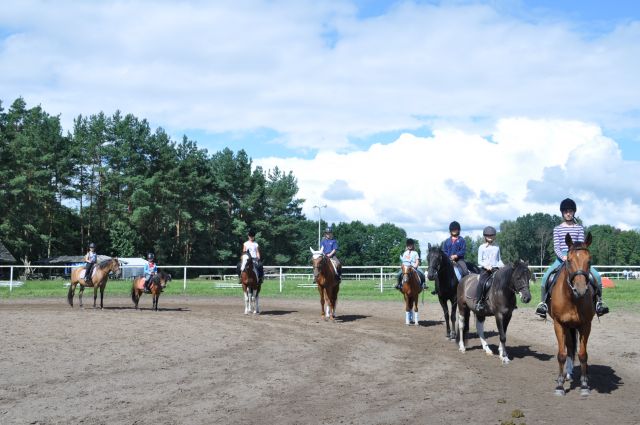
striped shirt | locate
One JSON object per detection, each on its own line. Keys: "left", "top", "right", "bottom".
{"left": 553, "top": 223, "right": 585, "bottom": 259}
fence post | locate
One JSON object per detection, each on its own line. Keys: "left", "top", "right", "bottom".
{"left": 9, "top": 266, "right": 13, "bottom": 292}
{"left": 380, "top": 266, "right": 383, "bottom": 293}
{"left": 279, "top": 267, "right": 283, "bottom": 293}
{"left": 183, "top": 266, "right": 187, "bottom": 292}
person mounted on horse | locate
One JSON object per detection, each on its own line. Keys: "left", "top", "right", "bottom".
{"left": 241, "top": 229, "right": 264, "bottom": 284}
{"left": 320, "top": 227, "right": 341, "bottom": 283}
{"left": 395, "top": 238, "right": 426, "bottom": 290}
{"left": 535, "top": 198, "right": 609, "bottom": 319}
{"left": 83, "top": 242, "right": 98, "bottom": 284}
{"left": 475, "top": 226, "right": 504, "bottom": 311}
{"left": 143, "top": 252, "right": 158, "bottom": 293}
{"left": 432, "top": 221, "right": 470, "bottom": 295}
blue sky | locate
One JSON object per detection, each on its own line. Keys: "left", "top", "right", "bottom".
{"left": 2, "top": 0, "right": 640, "bottom": 243}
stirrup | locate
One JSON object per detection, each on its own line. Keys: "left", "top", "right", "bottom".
{"left": 595, "top": 301, "right": 609, "bottom": 317}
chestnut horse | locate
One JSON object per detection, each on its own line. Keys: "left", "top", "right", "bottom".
{"left": 68, "top": 257, "right": 120, "bottom": 309}
{"left": 400, "top": 265, "right": 422, "bottom": 326}
{"left": 310, "top": 248, "right": 340, "bottom": 320}
{"left": 549, "top": 232, "right": 596, "bottom": 396}
{"left": 240, "top": 252, "right": 261, "bottom": 314}
{"left": 456, "top": 260, "right": 532, "bottom": 364}
{"left": 131, "top": 271, "right": 171, "bottom": 311}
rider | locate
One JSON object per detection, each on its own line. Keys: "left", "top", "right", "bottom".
{"left": 83, "top": 242, "right": 98, "bottom": 284}
{"left": 434, "top": 221, "right": 469, "bottom": 294}
{"left": 475, "top": 226, "right": 504, "bottom": 311}
{"left": 535, "top": 198, "right": 609, "bottom": 318}
{"left": 395, "top": 238, "right": 426, "bottom": 291}
{"left": 320, "top": 227, "right": 342, "bottom": 283}
{"left": 143, "top": 252, "right": 157, "bottom": 293}
{"left": 242, "top": 229, "right": 264, "bottom": 284}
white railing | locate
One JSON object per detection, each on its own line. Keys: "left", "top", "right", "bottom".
{"left": 1, "top": 263, "right": 639, "bottom": 292}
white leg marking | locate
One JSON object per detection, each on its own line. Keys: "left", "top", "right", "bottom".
{"left": 477, "top": 319, "right": 493, "bottom": 355}
{"left": 255, "top": 295, "right": 260, "bottom": 314}
{"left": 244, "top": 292, "right": 249, "bottom": 314}
{"left": 457, "top": 312, "right": 466, "bottom": 352}
{"left": 405, "top": 311, "right": 411, "bottom": 325}
{"left": 414, "top": 311, "right": 420, "bottom": 326}
{"left": 499, "top": 341, "right": 510, "bottom": 364}
{"left": 565, "top": 357, "right": 574, "bottom": 380}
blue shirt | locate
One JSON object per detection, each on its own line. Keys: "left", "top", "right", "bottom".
{"left": 144, "top": 261, "right": 157, "bottom": 278}
{"left": 400, "top": 249, "right": 421, "bottom": 270}
{"left": 443, "top": 237, "right": 466, "bottom": 259}
{"left": 320, "top": 238, "right": 338, "bottom": 257}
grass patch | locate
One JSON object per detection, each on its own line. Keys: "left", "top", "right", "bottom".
{"left": 1, "top": 278, "right": 638, "bottom": 311}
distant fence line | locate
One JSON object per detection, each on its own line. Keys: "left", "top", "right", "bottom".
{"left": 1, "top": 264, "right": 640, "bottom": 292}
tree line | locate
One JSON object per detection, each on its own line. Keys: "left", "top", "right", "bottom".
{"left": 2, "top": 98, "right": 638, "bottom": 268}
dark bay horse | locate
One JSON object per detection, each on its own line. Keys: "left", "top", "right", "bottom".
{"left": 68, "top": 257, "right": 120, "bottom": 309}
{"left": 131, "top": 271, "right": 171, "bottom": 311}
{"left": 310, "top": 248, "right": 340, "bottom": 320}
{"left": 549, "top": 233, "right": 595, "bottom": 396}
{"left": 400, "top": 265, "right": 422, "bottom": 326}
{"left": 456, "top": 260, "right": 532, "bottom": 364}
{"left": 240, "top": 252, "right": 261, "bottom": 314}
{"left": 426, "top": 245, "right": 480, "bottom": 340}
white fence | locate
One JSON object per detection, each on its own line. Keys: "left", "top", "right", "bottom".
{"left": 1, "top": 263, "right": 640, "bottom": 293}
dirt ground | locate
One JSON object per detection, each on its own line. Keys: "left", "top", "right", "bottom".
{"left": 0, "top": 295, "right": 638, "bottom": 425}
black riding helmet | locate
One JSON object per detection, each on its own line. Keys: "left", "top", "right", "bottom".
{"left": 560, "top": 198, "right": 577, "bottom": 212}
{"left": 325, "top": 227, "right": 333, "bottom": 234}
{"left": 147, "top": 252, "right": 154, "bottom": 260}
{"left": 248, "top": 229, "right": 256, "bottom": 237}
{"left": 483, "top": 226, "right": 497, "bottom": 237}
{"left": 406, "top": 238, "right": 415, "bottom": 247}
{"left": 89, "top": 242, "right": 96, "bottom": 249}
{"left": 449, "top": 221, "right": 461, "bottom": 233}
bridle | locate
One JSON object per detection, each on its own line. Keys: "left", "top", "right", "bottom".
{"left": 564, "top": 246, "right": 591, "bottom": 297}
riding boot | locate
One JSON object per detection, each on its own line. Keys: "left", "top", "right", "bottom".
{"left": 395, "top": 276, "right": 403, "bottom": 291}
{"left": 431, "top": 279, "right": 439, "bottom": 295}
{"left": 595, "top": 287, "right": 609, "bottom": 316}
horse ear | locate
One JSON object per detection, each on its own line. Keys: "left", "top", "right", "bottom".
{"left": 428, "top": 243, "right": 432, "bottom": 250}
{"left": 565, "top": 233, "right": 573, "bottom": 248}
{"left": 585, "top": 232, "right": 592, "bottom": 247}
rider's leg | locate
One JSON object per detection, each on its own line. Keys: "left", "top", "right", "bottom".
{"left": 458, "top": 260, "right": 469, "bottom": 276}
{"left": 417, "top": 269, "right": 426, "bottom": 290}
{"left": 395, "top": 271, "right": 403, "bottom": 290}
{"left": 590, "top": 266, "right": 609, "bottom": 316}
{"left": 536, "top": 259, "right": 560, "bottom": 317}
{"left": 335, "top": 258, "right": 342, "bottom": 282}
{"left": 475, "top": 271, "right": 488, "bottom": 310}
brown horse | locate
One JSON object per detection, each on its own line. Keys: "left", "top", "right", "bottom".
{"left": 549, "top": 232, "right": 596, "bottom": 396}
{"left": 131, "top": 271, "right": 171, "bottom": 311}
{"left": 68, "top": 257, "right": 120, "bottom": 309}
{"left": 240, "top": 252, "right": 261, "bottom": 314}
{"left": 400, "top": 265, "right": 422, "bottom": 326}
{"left": 310, "top": 248, "right": 340, "bottom": 320}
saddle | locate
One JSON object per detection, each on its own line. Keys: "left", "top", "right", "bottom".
{"left": 81, "top": 266, "right": 96, "bottom": 283}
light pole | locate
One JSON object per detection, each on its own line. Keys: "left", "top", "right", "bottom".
{"left": 312, "top": 204, "right": 327, "bottom": 249}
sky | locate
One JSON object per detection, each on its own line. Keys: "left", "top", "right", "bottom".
{"left": 1, "top": 0, "right": 640, "bottom": 245}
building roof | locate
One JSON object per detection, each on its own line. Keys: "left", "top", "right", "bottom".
{"left": 37, "top": 255, "right": 113, "bottom": 265}
{"left": 0, "top": 241, "right": 17, "bottom": 264}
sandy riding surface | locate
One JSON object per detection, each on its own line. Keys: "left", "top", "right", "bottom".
{"left": 1, "top": 297, "right": 638, "bottom": 424}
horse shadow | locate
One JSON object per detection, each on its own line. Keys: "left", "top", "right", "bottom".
{"left": 102, "top": 306, "right": 191, "bottom": 312}
{"left": 259, "top": 310, "right": 297, "bottom": 316}
{"left": 506, "top": 345, "right": 555, "bottom": 361}
{"left": 568, "top": 364, "right": 623, "bottom": 394}
{"left": 337, "top": 314, "right": 369, "bottom": 322}
{"left": 417, "top": 319, "right": 443, "bottom": 327}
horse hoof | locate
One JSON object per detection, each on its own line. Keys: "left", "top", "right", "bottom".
{"left": 580, "top": 388, "right": 590, "bottom": 396}
{"left": 554, "top": 388, "right": 565, "bottom": 396}
{"left": 459, "top": 347, "right": 466, "bottom": 353}
{"left": 501, "top": 357, "right": 510, "bottom": 365}
{"left": 485, "top": 350, "right": 494, "bottom": 356}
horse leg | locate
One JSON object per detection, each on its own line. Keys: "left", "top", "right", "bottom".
{"left": 578, "top": 323, "right": 592, "bottom": 396}
{"left": 553, "top": 321, "right": 569, "bottom": 396}
{"left": 93, "top": 286, "right": 98, "bottom": 308}
{"left": 243, "top": 288, "right": 250, "bottom": 315}
{"left": 318, "top": 286, "right": 325, "bottom": 318}
{"left": 456, "top": 306, "right": 466, "bottom": 352}
{"left": 450, "top": 298, "right": 458, "bottom": 341}
{"left": 79, "top": 285, "right": 85, "bottom": 308}
{"left": 331, "top": 284, "right": 339, "bottom": 319}
{"left": 67, "top": 282, "right": 77, "bottom": 307}
{"left": 99, "top": 285, "right": 105, "bottom": 309}
{"left": 476, "top": 315, "right": 493, "bottom": 355}
{"left": 439, "top": 297, "right": 450, "bottom": 338}
{"left": 254, "top": 289, "right": 260, "bottom": 314}
{"left": 496, "top": 313, "right": 510, "bottom": 364}
{"left": 413, "top": 297, "right": 419, "bottom": 326}
{"left": 404, "top": 294, "right": 411, "bottom": 325}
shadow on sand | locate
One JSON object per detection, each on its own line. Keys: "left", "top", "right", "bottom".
{"left": 259, "top": 310, "right": 297, "bottom": 316}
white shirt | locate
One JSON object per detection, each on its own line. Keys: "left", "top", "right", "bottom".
{"left": 243, "top": 240, "right": 260, "bottom": 259}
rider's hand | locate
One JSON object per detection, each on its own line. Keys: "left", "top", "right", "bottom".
{"left": 561, "top": 256, "right": 567, "bottom": 261}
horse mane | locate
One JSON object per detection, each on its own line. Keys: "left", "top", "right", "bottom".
{"left": 96, "top": 258, "right": 114, "bottom": 269}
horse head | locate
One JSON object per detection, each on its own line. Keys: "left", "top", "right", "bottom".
{"left": 157, "top": 271, "right": 171, "bottom": 289}
{"left": 426, "top": 245, "right": 443, "bottom": 281}
{"left": 511, "top": 259, "right": 532, "bottom": 303}
{"left": 564, "top": 232, "right": 593, "bottom": 298}
{"left": 401, "top": 264, "right": 417, "bottom": 285}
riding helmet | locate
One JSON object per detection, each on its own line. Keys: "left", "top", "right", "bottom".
{"left": 89, "top": 242, "right": 96, "bottom": 249}
{"left": 560, "top": 198, "right": 577, "bottom": 212}
{"left": 147, "top": 252, "right": 155, "bottom": 260}
{"left": 483, "top": 226, "right": 497, "bottom": 237}
{"left": 449, "top": 221, "right": 461, "bottom": 232}
{"left": 248, "top": 229, "right": 256, "bottom": 237}
{"left": 406, "top": 238, "right": 415, "bottom": 246}
{"left": 325, "top": 227, "right": 333, "bottom": 234}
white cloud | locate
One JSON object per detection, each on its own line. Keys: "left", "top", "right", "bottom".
{"left": 1, "top": 1, "right": 640, "bottom": 151}
{"left": 256, "top": 118, "right": 640, "bottom": 246}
